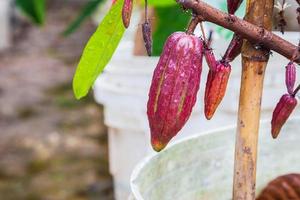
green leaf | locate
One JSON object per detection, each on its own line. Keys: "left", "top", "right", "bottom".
{"left": 15, "top": 0, "right": 45, "bottom": 25}
{"left": 63, "top": 0, "right": 104, "bottom": 36}
{"left": 148, "top": 0, "right": 176, "bottom": 7}
{"left": 73, "top": 0, "right": 125, "bottom": 99}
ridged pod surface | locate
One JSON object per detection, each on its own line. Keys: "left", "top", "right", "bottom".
{"left": 204, "top": 61, "right": 231, "bottom": 120}
{"left": 227, "top": 0, "right": 243, "bottom": 14}
{"left": 271, "top": 94, "right": 297, "bottom": 139}
{"left": 285, "top": 62, "right": 296, "bottom": 95}
{"left": 122, "top": 0, "right": 133, "bottom": 28}
{"left": 147, "top": 32, "right": 203, "bottom": 152}
{"left": 256, "top": 174, "right": 300, "bottom": 200}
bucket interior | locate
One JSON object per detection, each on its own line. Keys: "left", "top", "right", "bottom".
{"left": 131, "top": 118, "right": 300, "bottom": 200}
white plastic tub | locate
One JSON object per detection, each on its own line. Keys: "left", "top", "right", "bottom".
{"left": 0, "top": 0, "right": 11, "bottom": 50}
{"left": 130, "top": 118, "right": 300, "bottom": 200}
{"left": 93, "top": 3, "right": 300, "bottom": 197}
{"left": 94, "top": 31, "right": 300, "bottom": 200}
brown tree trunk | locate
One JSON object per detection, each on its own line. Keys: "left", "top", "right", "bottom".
{"left": 233, "top": 1, "right": 274, "bottom": 200}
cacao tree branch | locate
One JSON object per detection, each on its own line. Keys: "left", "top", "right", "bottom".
{"left": 176, "top": 0, "right": 300, "bottom": 64}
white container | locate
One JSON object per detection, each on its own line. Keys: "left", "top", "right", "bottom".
{"left": 0, "top": 0, "right": 11, "bottom": 50}
{"left": 130, "top": 117, "right": 300, "bottom": 200}
{"left": 94, "top": 46, "right": 206, "bottom": 200}
{"left": 94, "top": 30, "right": 300, "bottom": 199}
{"left": 93, "top": 28, "right": 232, "bottom": 200}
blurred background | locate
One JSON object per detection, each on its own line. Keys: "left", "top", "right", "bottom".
{"left": 0, "top": 0, "right": 299, "bottom": 200}
{"left": 0, "top": 0, "right": 114, "bottom": 199}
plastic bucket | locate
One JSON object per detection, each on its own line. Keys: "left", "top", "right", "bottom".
{"left": 130, "top": 118, "right": 300, "bottom": 200}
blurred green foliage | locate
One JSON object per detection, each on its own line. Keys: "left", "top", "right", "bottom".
{"left": 148, "top": 0, "right": 176, "bottom": 7}
{"left": 63, "top": 0, "right": 105, "bottom": 36}
{"left": 15, "top": 0, "right": 45, "bottom": 25}
{"left": 64, "top": 0, "right": 179, "bottom": 36}
{"left": 153, "top": 5, "right": 191, "bottom": 55}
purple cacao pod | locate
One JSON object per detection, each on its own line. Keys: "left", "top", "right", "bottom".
{"left": 227, "top": 0, "right": 243, "bottom": 15}
{"left": 223, "top": 33, "right": 243, "bottom": 63}
{"left": 204, "top": 61, "right": 231, "bottom": 120}
{"left": 285, "top": 62, "right": 296, "bottom": 95}
{"left": 142, "top": 21, "right": 153, "bottom": 56}
{"left": 122, "top": 0, "right": 133, "bottom": 28}
{"left": 147, "top": 32, "right": 204, "bottom": 152}
{"left": 271, "top": 94, "right": 297, "bottom": 139}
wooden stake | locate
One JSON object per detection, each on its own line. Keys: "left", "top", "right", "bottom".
{"left": 233, "top": 0, "right": 274, "bottom": 200}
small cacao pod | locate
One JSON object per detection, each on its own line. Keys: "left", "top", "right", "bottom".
{"left": 204, "top": 61, "right": 231, "bottom": 120}
{"left": 271, "top": 94, "right": 297, "bottom": 139}
{"left": 256, "top": 174, "right": 300, "bottom": 200}
{"left": 285, "top": 62, "right": 296, "bottom": 95}
{"left": 227, "top": 0, "right": 243, "bottom": 15}
{"left": 122, "top": 0, "right": 133, "bottom": 28}
{"left": 142, "top": 21, "right": 153, "bottom": 56}
{"left": 223, "top": 33, "right": 243, "bottom": 63}
{"left": 147, "top": 32, "right": 204, "bottom": 152}
{"left": 204, "top": 47, "right": 218, "bottom": 70}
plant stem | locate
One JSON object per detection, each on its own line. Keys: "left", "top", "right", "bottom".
{"left": 199, "top": 22, "right": 207, "bottom": 42}
{"left": 144, "top": 0, "right": 148, "bottom": 23}
{"left": 293, "top": 84, "right": 300, "bottom": 96}
{"left": 176, "top": 0, "right": 300, "bottom": 64}
{"left": 186, "top": 16, "right": 200, "bottom": 35}
{"left": 233, "top": 0, "right": 274, "bottom": 200}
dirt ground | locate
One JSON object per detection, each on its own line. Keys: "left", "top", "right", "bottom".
{"left": 0, "top": 1, "right": 113, "bottom": 200}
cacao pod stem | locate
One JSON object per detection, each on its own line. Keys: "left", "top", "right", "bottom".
{"left": 204, "top": 46, "right": 217, "bottom": 70}
{"left": 223, "top": 33, "right": 243, "bottom": 63}
{"left": 141, "top": 0, "right": 152, "bottom": 56}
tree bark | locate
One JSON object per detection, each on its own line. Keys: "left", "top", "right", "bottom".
{"left": 233, "top": 0, "right": 274, "bottom": 200}
{"left": 176, "top": 0, "right": 300, "bottom": 64}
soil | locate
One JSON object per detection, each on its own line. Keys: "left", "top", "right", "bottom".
{"left": 0, "top": 1, "right": 114, "bottom": 200}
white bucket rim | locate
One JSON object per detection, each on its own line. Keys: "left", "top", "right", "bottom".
{"left": 130, "top": 116, "right": 300, "bottom": 199}
{"left": 130, "top": 124, "right": 237, "bottom": 200}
